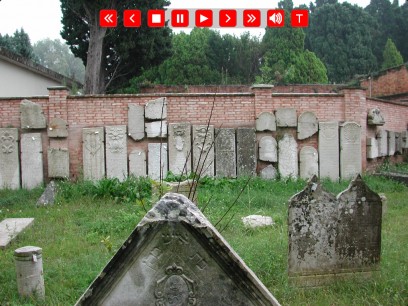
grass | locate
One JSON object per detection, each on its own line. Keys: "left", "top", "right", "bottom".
{"left": 0, "top": 173, "right": 407, "bottom": 305}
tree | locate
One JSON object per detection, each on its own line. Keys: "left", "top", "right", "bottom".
{"left": 0, "top": 29, "right": 35, "bottom": 59}
{"left": 60, "top": 0, "right": 172, "bottom": 94}
{"left": 381, "top": 38, "right": 404, "bottom": 69}
{"left": 33, "top": 39, "right": 85, "bottom": 82}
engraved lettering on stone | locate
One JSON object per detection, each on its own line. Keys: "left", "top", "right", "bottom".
{"left": 340, "top": 122, "right": 361, "bottom": 180}
{"left": 215, "top": 128, "right": 236, "bottom": 178}
{"left": 278, "top": 134, "right": 298, "bottom": 178}
{"left": 318, "top": 122, "right": 339, "bottom": 181}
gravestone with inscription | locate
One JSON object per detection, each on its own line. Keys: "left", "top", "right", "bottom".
{"left": 299, "top": 146, "right": 318, "bottom": 180}
{"left": 340, "top": 122, "right": 361, "bottom": 180}
{"left": 278, "top": 134, "right": 298, "bottom": 179}
{"left": 75, "top": 193, "right": 280, "bottom": 306}
{"left": 193, "top": 125, "right": 214, "bottom": 177}
{"left": 259, "top": 136, "right": 277, "bottom": 162}
{"left": 367, "top": 137, "right": 379, "bottom": 159}
{"left": 21, "top": 133, "right": 43, "bottom": 189}
{"left": 128, "top": 104, "right": 145, "bottom": 141}
{"left": 129, "top": 150, "right": 147, "bottom": 177}
{"left": 256, "top": 112, "right": 276, "bottom": 132}
{"left": 146, "top": 121, "right": 167, "bottom": 138}
{"left": 387, "top": 131, "right": 395, "bottom": 156}
{"left": 47, "top": 118, "right": 68, "bottom": 138}
{"left": 106, "top": 126, "right": 128, "bottom": 181}
{"left": 237, "top": 128, "right": 257, "bottom": 176}
{"left": 377, "top": 129, "right": 388, "bottom": 157}
{"left": 0, "top": 128, "right": 20, "bottom": 189}
{"left": 297, "top": 111, "right": 318, "bottom": 140}
{"left": 148, "top": 143, "right": 168, "bottom": 181}
{"left": 318, "top": 122, "right": 339, "bottom": 181}
{"left": 48, "top": 148, "right": 69, "bottom": 178}
{"left": 83, "top": 127, "right": 105, "bottom": 181}
{"left": 276, "top": 108, "right": 297, "bottom": 127}
{"left": 20, "top": 99, "right": 46, "bottom": 129}
{"left": 145, "top": 97, "right": 167, "bottom": 120}
{"left": 215, "top": 128, "right": 236, "bottom": 178}
{"left": 169, "top": 123, "right": 191, "bottom": 175}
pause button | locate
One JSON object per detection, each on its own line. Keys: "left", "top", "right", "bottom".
{"left": 171, "top": 10, "right": 189, "bottom": 27}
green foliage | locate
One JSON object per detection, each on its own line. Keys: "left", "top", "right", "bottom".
{"left": 381, "top": 38, "right": 404, "bottom": 69}
{"left": 0, "top": 28, "right": 35, "bottom": 59}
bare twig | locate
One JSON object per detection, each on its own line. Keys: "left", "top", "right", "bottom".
{"left": 201, "top": 194, "right": 213, "bottom": 213}
{"left": 219, "top": 211, "right": 237, "bottom": 233}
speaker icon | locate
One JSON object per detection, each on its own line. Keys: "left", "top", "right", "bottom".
{"left": 267, "top": 10, "right": 285, "bottom": 27}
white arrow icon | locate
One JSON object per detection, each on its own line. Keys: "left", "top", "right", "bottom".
{"left": 104, "top": 14, "right": 114, "bottom": 23}
{"left": 247, "top": 14, "right": 256, "bottom": 23}
{"left": 225, "top": 14, "right": 231, "bottom": 23}
{"left": 200, "top": 14, "right": 208, "bottom": 23}
{"left": 129, "top": 14, "right": 135, "bottom": 23}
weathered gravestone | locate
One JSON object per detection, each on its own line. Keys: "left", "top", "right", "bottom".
{"left": 366, "top": 137, "right": 379, "bottom": 159}
{"left": 387, "top": 131, "right": 395, "bottom": 156}
{"left": 193, "top": 125, "right": 214, "bottom": 177}
{"left": 215, "top": 128, "right": 236, "bottom": 178}
{"left": 145, "top": 121, "right": 167, "bottom": 138}
{"left": 377, "top": 129, "right": 388, "bottom": 157}
{"left": 21, "top": 133, "right": 43, "bottom": 189}
{"left": 278, "top": 134, "right": 298, "bottom": 179}
{"left": 367, "top": 108, "right": 385, "bottom": 126}
{"left": 256, "top": 112, "right": 276, "bottom": 132}
{"left": 129, "top": 150, "right": 147, "bottom": 177}
{"left": 276, "top": 108, "right": 297, "bottom": 127}
{"left": 288, "top": 175, "right": 382, "bottom": 287}
{"left": 128, "top": 104, "right": 145, "bottom": 141}
{"left": 75, "top": 193, "right": 280, "bottom": 306}
{"left": 169, "top": 123, "right": 191, "bottom": 175}
{"left": 237, "top": 128, "right": 257, "bottom": 176}
{"left": 395, "top": 132, "right": 402, "bottom": 154}
{"left": 0, "top": 128, "right": 20, "bottom": 189}
{"left": 148, "top": 143, "right": 168, "bottom": 181}
{"left": 48, "top": 148, "right": 70, "bottom": 178}
{"left": 299, "top": 146, "right": 318, "bottom": 180}
{"left": 20, "top": 99, "right": 46, "bottom": 129}
{"left": 297, "top": 111, "right": 318, "bottom": 140}
{"left": 402, "top": 131, "right": 408, "bottom": 149}
{"left": 340, "top": 122, "right": 361, "bottom": 180}
{"left": 145, "top": 97, "right": 167, "bottom": 120}
{"left": 83, "top": 127, "right": 105, "bottom": 181}
{"left": 260, "top": 165, "right": 278, "bottom": 180}
{"left": 0, "top": 218, "right": 34, "bottom": 249}
{"left": 259, "top": 136, "right": 277, "bottom": 162}
{"left": 318, "top": 122, "right": 339, "bottom": 181}
{"left": 47, "top": 118, "right": 68, "bottom": 138}
{"left": 37, "top": 181, "right": 57, "bottom": 206}
{"left": 106, "top": 126, "right": 127, "bottom": 181}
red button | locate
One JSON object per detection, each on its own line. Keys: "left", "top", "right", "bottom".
{"left": 219, "top": 10, "right": 237, "bottom": 27}
{"left": 291, "top": 9, "right": 309, "bottom": 27}
{"left": 148, "top": 10, "right": 165, "bottom": 27}
{"left": 243, "top": 10, "right": 260, "bottom": 27}
{"left": 100, "top": 10, "right": 117, "bottom": 28}
{"left": 267, "top": 10, "right": 285, "bottom": 27}
{"left": 195, "top": 10, "right": 213, "bottom": 27}
{"left": 124, "top": 10, "right": 141, "bottom": 28}
{"left": 171, "top": 9, "right": 189, "bottom": 27}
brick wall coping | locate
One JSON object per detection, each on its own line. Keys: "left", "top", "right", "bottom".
{"left": 66, "top": 92, "right": 254, "bottom": 99}
{"left": 271, "top": 93, "right": 344, "bottom": 97}
{"left": 0, "top": 96, "right": 48, "bottom": 101}
{"left": 367, "top": 97, "right": 408, "bottom": 108}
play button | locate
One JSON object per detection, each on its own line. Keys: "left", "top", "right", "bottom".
{"left": 195, "top": 10, "right": 213, "bottom": 27}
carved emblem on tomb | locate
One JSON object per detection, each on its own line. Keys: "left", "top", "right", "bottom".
{"left": 107, "top": 127, "right": 125, "bottom": 153}
{"left": 84, "top": 132, "right": 102, "bottom": 156}
{"left": 0, "top": 132, "right": 15, "bottom": 154}
{"left": 173, "top": 125, "right": 186, "bottom": 151}
{"left": 194, "top": 126, "right": 212, "bottom": 153}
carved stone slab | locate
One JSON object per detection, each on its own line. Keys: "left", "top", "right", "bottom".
{"left": 193, "top": 125, "right": 214, "bottom": 177}
{"left": 256, "top": 112, "right": 276, "bottom": 132}
{"left": 106, "top": 126, "right": 128, "bottom": 181}
{"left": 237, "top": 128, "right": 257, "bottom": 176}
{"left": 299, "top": 146, "right": 318, "bottom": 180}
{"left": 145, "top": 121, "right": 167, "bottom": 138}
{"left": 47, "top": 118, "right": 68, "bottom": 138}
{"left": 129, "top": 150, "right": 147, "bottom": 177}
{"left": 318, "top": 122, "right": 339, "bottom": 181}
{"left": 21, "top": 133, "right": 43, "bottom": 189}
{"left": 128, "top": 104, "right": 145, "bottom": 141}
{"left": 148, "top": 143, "right": 168, "bottom": 181}
{"left": 340, "top": 122, "right": 361, "bottom": 180}
{"left": 276, "top": 108, "right": 297, "bottom": 127}
{"left": 20, "top": 99, "right": 46, "bottom": 129}
{"left": 169, "top": 123, "right": 191, "bottom": 175}
{"left": 260, "top": 165, "right": 277, "bottom": 180}
{"left": 387, "top": 131, "right": 395, "bottom": 156}
{"left": 48, "top": 148, "right": 69, "bottom": 178}
{"left": 376, "top": 129, "right": 387, "bottom": 157}
{"left": 83, "top": 127, "right": 105, "bottom": 181}
{"left": 75, "top": 193, "right": 280, "bottom": 306}
{"left": 366, "top": 137, "right": 379, "bottom": 159}
{"left": 278, "top": 134, "right": 298, "bottom": 179}
{"left": 0, "top": 128, "right": 20, "bottom": 189}
{"left": 402, "top": 131, "right": 408, "bottom": 149}
{"left": 259, "top": 136, "right": 277, "bottom": 162}
{"left": 367, "top": 108, "right": 385, "bottom": 126}
{"left": 395, "top": 132, "right": 402, "bottom": 154}
{"left": 145, "top": 97, "right": 167, "bottom": 120}
{"left": 297, "top": 111, "right": 318, "bottom": 140}
{"left": 0, "top": 218, "right": 34, "bottom": 249}
{"left": 215, "top": 128, "right": 236, "bottom": 178}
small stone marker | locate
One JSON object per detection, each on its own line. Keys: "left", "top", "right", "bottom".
{"left": 47, "top": 118, "right": 68, "bottom": 138}
{"left": 128, "top": 104, "right": 145, "bottom": 141}
{"left": 168, "top": 123, "right": 191, "bottom": 175}
{"left": 259, "top": 136, "right": 277, "bottom": 162}
{"left": 0, "top": 218, "right": 34, "bottom": 249}
{"left": 83, "top": 127, "right": 105, "bottom": 181}
{"left": 299, "top": 146, "right": 318, "bottom": 180}
{"left": 318, "top": 122, "right": 339, "bottom": 181}
{"left": 237, "top": 127, "right": 257, "bottom": 176}
{"left": 276, "top": 108, "right": 297, "bottom": 127}
{"left": 256, "top": 112, "right": 276, "bottom": 132}
{"left": 21, "top": 133, "right": 43, "bottom": 189}
{"left": 367, "top": 108, "right": 385, "bottom": 126}
{"left": 20, "top": 99, "right": 46, "bottom": 129}
{"left": 145, "top": 121, "right": 168, "bottom": 138}
{"left": 145, "top": 97, "right": 167, "bottom": 120}
{"left": 75, "top": 193, "right": 280, "bottom": 306}
{"left": 297, "top": 111, "right": 318, "bottom": 140}
{"left": 242, "top": 215, "right": 274, "bottom": 228}
{"left": 48, "top": 148, "right": 70, "bottom": 178}
{"left": 14, "top": 246, "right": 45, "bottom": 299}
{"left": 340, "top": 122, "right": 362, "bottom": 180}
{"left": 0, "top": 128, "right": 20, "bottom": 189}
{"left": 278, "top": 134, "right": 298, "bottom": 179}
{"left": 215, "top": 128, "right": 236, "bottom": 178}
{"left": 129, "top": 150, "right": 147, "bottom": 177}
{"left": 387, "top": 131, "right": 395, "bottom": 156}
{"left": 260, "top": 165, "right": 278, "bottom": 180}
{"left": 367, "top": 137, "right": 379, "bottom": 159}
{"left": 106, "top": 126, "right": 127, "bottom": 181}
{"left": 193, "top": 125, "right": 214, "bottom": 177}
{"left": 37, "top": 181, "right": 57, "bottom": 206}
{"left": 377, "top": 129, "right": 388, "bottom": 157}
{"left": 148, "top": 143, "right": 168, "bottom": 181}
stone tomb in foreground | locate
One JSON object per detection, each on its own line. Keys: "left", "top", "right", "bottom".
{"left": 76, "top": 193, "right": 280, "bottom": 306}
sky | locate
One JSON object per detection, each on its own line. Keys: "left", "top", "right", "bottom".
{"left": 0, "top": 0, "right": 372, "bottom": 43}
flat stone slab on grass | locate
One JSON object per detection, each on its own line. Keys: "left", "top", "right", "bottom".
{"left": 0, "top": 218, "right": 34, "bottom": 249}
{"left": 242, "top": 215, "right": 274, "bottom": 228}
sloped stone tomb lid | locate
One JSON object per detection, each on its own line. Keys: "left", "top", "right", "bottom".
{"left": 76, "top": 193, "right": 280, "bottom": 306}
